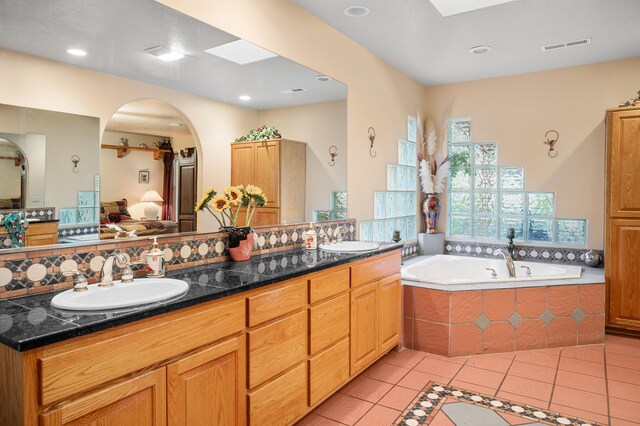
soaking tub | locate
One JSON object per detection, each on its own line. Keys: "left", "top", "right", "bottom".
{"left": 402, "top": 254, "right": 582, "bottom": 286}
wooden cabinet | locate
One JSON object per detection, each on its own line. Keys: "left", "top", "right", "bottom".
{"left": 40, "top": 368, "right": 166, "bottom": 426}
{"left": 606, "top": 107, "right": 640, "bottom": 333}
{"left": 248, "top": 363, "right": 306, "bottom": 426}
{"left": 230, "top": 139, "right": 306, "bottom": 225}
{"left": 379, "top": 274, "right": 402, "bottom": 353}
{"left": 1, "top": 221, "right": 59, "bottom": 247}
{"left": 350, "top": 281, "right": 379, "bottom": 374}
{"left": 167, "top": 336, "right": 245, "bottom": 426}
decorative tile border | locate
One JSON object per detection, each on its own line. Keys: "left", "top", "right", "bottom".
{"left": 0, "top": 207, "right": 56, "bottom": 223}
{"left": 0, "top": 219, "right": 356, "bottom": 300}
{"left": 402, "top": 240, "right": 419, "bottom": 259}
{"left": 396, "top": 382, "right": 603, "bottom": 426}
{"left": 58, "top": 225, "right": 100, "bottom": 238}
{"left": 403, "top": 283, "right": 605, "bottom": 356}
{"left": 445, "top": 239, "right": 604, "bottom": 266}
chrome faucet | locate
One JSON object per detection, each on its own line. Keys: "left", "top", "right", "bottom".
{"left": 335, "top": 226, "right": 348, "bottom": 243}
{"left": 496, "top": 249, "right": 516, "bottom": 279}
{"left": 99, "top": 252, "right": 128, "bottom": 287}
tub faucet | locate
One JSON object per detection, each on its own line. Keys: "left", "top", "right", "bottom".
{"left": 99, "top": 252, "right": 128, "bottom": 287}
{"left": 496, "top": 249, "right": 517, "bottom": 279}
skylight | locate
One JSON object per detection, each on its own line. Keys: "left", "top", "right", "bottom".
{"left": 429, "top": 0, "right": 519, "bottom": 17}
{"left": 204, "top": 39, "right": 278, "bottom": 65}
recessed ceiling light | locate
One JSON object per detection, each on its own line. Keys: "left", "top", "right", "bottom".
{"left": 67, "top": 48, "right": 87, "bottom": 56}
{"left": 469, "top": 45, "right": 492, "bottom": 55}
{"left": 169, "top": 122, "right": 183, "bottom": 127}
{"left": 344, "top": 6, "right": 370, "bottom": 17}
{"left": 204, "top": 39, "right": 278, "bottom": 65}
{"left": 429, "top": 0, "right": 518, "bottom": 17}
{"left": 145, "top": 46, "right": 190, "bottom": 62}
{"left": 315, "top": 75, "right": 332, "bottom": 82}
{"left": 238, "top": 95, "right": 251, "bottom": 101}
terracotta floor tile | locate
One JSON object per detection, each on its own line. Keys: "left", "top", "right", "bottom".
{"left": 380, "top": 349, "right": 426, "bottom": 369}
{"left": 557, "top": 356, "right": 605, "bottom": 377}
{"left": 429, "top": 411, "right": 455, "bottom": 426}
{"left": 610, "top": 417, "right": 640, "bottom": 426}
{"left": 609, "top": 397, "right": 640, "bottom": 423}
{"left": 454, "top": 365, "right": 505, "bottom": 388}
{"left": 396, "top": 370, "right": 450, "bottom": 391}
{"left": 607, "top": 364, "right": 640, "bottom": 385}
{"left": 362, "top": 362, "right": 410, "bottom": 384}
{"left": 354, "top": 404, "right": 400, "bottom": 426}
{"left": 448, "top": 379, "right": 497, "bottom": 397}
{"left": 560, "top": 345, "right": 605, "bottom": 363}
{"left": 413, "top": 357, "right": 464, "bottom": 379}
{"left": 493, "top": 351, "right": 516, "bottom": 360}
{"left": 377, "top": 386, "right": 419, "bottom": 411}
{"left": 548, "top": 403, "right": 610, "bottom": 425}
{"left": 554, "top": 370, "right": 606, "bottom": 395}
{"left": 500, "top": 375, "right": 553, "bottom": 401}
{"left": 296, "top": 413, "right": 343, "bottom": 425}
{"left": 465, "top": 354, "right": 513, "bottom": 373}
{"left": 426, "top": 353, "right": 468, "bottom": 364}
{"left": 513, "top": 350, "right": 559, "bottom": 368}
{"left": 497, "top": 411, "right": 535, "bottom": 425}
{"left": 605, "top": 339, "right": 640, "bottom": 358}
{"left": 507, "top": 360, "right": 557, "bottom": 383}
{"left": 496, "top": 391, "right": 549, "bottom": 410}
{"left": 608, "top": 379, "right": 640, "bottom": 403}
{"left": 550, "top": 385, "right": 608, "bottom": 415}
{"left": 607, "top": 351, "right": 640, "bottom": 370}
{"left": 340, "top": 376, "right": 394, "bottom": 403}
{"left": 314, "top": 393, "right": 373, "bottom": 425}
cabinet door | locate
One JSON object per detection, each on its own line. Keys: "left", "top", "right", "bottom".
{"left": 379, "top": 274, "right": 402, "bottom": 353}
{"left": 350, "top": 281, "right": 379, "bottom": 375}
{"left": 608, "top": 109, "right": 640, "bottom": 218}
{"left": 607, "top": 219, "right": 640, "bottom": 330}
{"left": 231, "top": 143, "right": 255, "bottom": 187}
{"left": 40, "top": 369, "right": 166, "bottom": 426}
{"left": 254, "top": 141, "right": 280, "bottom": 208}
{"left": 167, "top": 336, "right": 245, "bottom": 426}
{"left": 248, "top": 363, "right": 306, "bottom": 426}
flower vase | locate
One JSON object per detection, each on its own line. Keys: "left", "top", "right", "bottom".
{"left": 422, "top": 194, "right": 440, "bottom": 234}
{"left": 225, "top": 227, "right": 254, "bottom": 262}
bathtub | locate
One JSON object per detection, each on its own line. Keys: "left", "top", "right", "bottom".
{"left": 402, "top": 254, "right": 582, "bottom": 285}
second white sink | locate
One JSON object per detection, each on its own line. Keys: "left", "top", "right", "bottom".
{"left": 319, "top": 241, "right": 380, "bottom": 252}
{"left": 51, "top": 278, "right": 189, "bottom": 311}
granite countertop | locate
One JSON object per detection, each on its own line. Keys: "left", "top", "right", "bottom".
{"left": 0, "top": 243, "right": 403, "bottom": 352}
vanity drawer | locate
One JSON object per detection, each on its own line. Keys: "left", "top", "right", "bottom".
{"left": 309, "top": 293, "right": 349, "bottom": 355}
{"left": 351, "top": 251, "right": 401, "bottom": 288}
{"left": 248, "top": 363, "right": 306, "bottom": 426}
{"left": 248, "top": 311, "right": 306, "bottom": 389}
{"left": 309, "top": 337, "right": 349, "bottom": 406}
{"left": 37, "top": 298, "right": 244, "bottom": 406}
{"left": 308, "top": 267, "right": 349, "bottom": 304}
{"left": 247, "top": 279, "right": 306, "bottom": 327}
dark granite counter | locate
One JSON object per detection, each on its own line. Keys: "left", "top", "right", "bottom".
{"left": 0, "top": 243, "right": 402, "bottom": 351}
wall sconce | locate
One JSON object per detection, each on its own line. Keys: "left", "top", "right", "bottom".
{"left": 543, "top": 130, "right": 559, "bottom": 158}
{"left": 368, "top": 127, "right": 376, "bottom": 158}
{"left": 71, "top": 155, "right": 80, "bottom": 173}
{"left": 329, "top": 145, "right": 338, "bottom": 166}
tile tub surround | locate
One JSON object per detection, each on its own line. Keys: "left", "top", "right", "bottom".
{"left": 0, "top": 241, "right": 402, "bottom": 351}
{"left": 445, "top": 239, "right": 604, "bottom": 266}
{"left": 0, "top": 218, "right": 356, "bottom": 300}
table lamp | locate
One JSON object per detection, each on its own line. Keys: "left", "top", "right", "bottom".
{"left": 140, "top": 190, "right": 164, "bottom": 220}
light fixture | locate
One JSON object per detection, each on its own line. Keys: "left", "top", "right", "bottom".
{"left": 204, "top": 39, "right": 277, "bottom": 65}
{"left": 145, "top": 46, "right": 190, "bottom": 62}
{"left": 238, "top": 95, "right": 251, "bottom": 101}
{"left": 344, "top": 6, "right": 370, "bottom": 17}
{"left": 315, "top": 75, "right": 332, "bottom": 82}
{"left": 429, "top": 0, "right": 518, "bottom": 17}
{"left": 140, "top": 190, "right": 164, "bottom": 220}
{"left": 469, "top": 45, "right": 492, "bottom": 55}
{"left": 67, "top": 48, "right": 87, "bottom": 56}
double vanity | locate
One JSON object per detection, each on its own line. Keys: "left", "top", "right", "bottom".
{"left": 0, "top": 244, "right": 402, "bottom": 426}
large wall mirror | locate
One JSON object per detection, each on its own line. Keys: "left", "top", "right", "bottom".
{"left": 0, "top": 0, "right": 347, "bottom": 251}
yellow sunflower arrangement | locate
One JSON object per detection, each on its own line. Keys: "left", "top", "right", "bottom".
{"left": 194, "top": 184, "right": 267, "bottom": 228}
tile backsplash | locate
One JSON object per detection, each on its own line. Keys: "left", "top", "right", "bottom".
{"left": 0, "top": 219, "right": 356, "bottom": 300}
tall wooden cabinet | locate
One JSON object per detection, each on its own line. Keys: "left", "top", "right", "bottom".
{"left": 231, "top": 139, "right": 306, "bottom": 226}
{"left": 606, "top": 106, "right": 640, "bottom": 333}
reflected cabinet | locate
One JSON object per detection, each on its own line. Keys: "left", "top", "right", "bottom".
{"left": 606, "top": 106, "right": 640, "bottom": 332}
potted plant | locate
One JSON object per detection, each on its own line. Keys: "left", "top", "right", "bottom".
{"left": 195, "top": 184, "right": 268, "bottom": 261}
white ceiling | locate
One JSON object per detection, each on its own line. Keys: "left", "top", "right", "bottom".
{"left": 292, "top": 0, "right": 640, "bottom": 86}
{"left": 0, "top": 0, "right": 346, "bottom": 110}
{"left": 104, "top": 99, "right": 193, "bottom": 138}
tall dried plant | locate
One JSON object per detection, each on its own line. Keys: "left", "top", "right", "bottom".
{"left": 417, "top": 115, "right": 450, "bottom": 194}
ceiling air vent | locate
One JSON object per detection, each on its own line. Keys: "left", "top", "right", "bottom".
{"left": 279, "top": 88, "right": 306, "bottom": 94}
{"left": 542, "top": 37, "right": 591, "bottom": 52}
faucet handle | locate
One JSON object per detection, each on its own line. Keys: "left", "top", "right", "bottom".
{"left": 520, "top": 265, "right": 532, "bottom": 277}
{"left": 486, "top": 268, "right": 498, "bottom": 279}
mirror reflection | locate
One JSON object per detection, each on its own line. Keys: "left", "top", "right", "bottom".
{"left": 0, "top": 0, "right": 347, "bottom": 251}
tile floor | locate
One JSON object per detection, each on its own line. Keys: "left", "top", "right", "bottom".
{"left": 297, "top": 335, "right": 640, "bottom": 426}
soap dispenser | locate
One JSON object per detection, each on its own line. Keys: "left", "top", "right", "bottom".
{"left": 303, "top": 222, "right": 318, "bottom": 250}
{"left": 146, "top": 237, "right": 165, "bottom": 278}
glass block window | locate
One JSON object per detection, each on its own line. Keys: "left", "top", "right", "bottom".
{"left": 313, "top": 191, "right": 347, "bottom": 222}
{"left": 447, "top": 118, "right": 587, "bottom": 245}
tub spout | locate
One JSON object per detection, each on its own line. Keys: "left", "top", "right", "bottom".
{"left": 497, "top": 249, "right": 516, "bottom": 278}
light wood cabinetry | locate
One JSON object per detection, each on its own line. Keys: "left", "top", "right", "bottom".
{"left": 1, "top": 221, "right": 59, "bottom": 247}
{"left": 1, "top": 249, "right": 402, "bottom": 426}
{"left": 606, "top": 107, "right": 640, "bottom": 333}
{"left": 230, "top": 138, "right": 306, "bottom": 225}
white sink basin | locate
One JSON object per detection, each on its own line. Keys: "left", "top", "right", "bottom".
{"left": 319, "top": 241, "right": 380, "bottom": 252}
{"left": 51, "top": 278, "right": 189, "bottom": 311}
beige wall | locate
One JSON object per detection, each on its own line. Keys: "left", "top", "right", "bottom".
{"left": 258, "top": 100, "right": 347, "bottom": 220}
{"left": 423, "top": 57, "right": 640, "bottom": 249}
